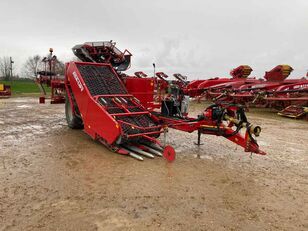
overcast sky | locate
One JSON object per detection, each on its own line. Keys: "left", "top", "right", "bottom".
{"left": 0, "top": 0, "right": 308, "bottom": 79}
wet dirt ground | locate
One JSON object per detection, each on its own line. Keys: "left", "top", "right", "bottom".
{"left": 0, "top": 97, "right": 307, "bottom": 231}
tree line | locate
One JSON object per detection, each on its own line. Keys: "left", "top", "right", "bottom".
{"left": 0, "top": 55, "right": 65, "bottom": 80}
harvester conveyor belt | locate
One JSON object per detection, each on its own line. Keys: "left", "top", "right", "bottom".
{"left": 66, "top": 62, "right": 163, "bottom": 148}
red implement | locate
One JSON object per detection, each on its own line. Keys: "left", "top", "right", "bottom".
{"left": 41, "top": 41, "right": 267, "bottom": 160}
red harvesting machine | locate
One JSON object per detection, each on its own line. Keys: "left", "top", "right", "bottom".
{"left": 59, "top": 41, "right": 265, "bottom": 161}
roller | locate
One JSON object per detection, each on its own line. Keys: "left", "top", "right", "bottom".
{"left": 123, "top": 145, "right": 154, "bottom": 159}
{"left": 121, "top": 147, "right": 144, "bottom": 161}
{"left": 141, "top": 142, "right": 164, "bottom": 152}
{"left": 140, "top": 144, "right": 163, "bottom": 157}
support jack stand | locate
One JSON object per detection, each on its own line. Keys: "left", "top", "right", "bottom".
{"left": 194, "top": 129, "right": 204, "bottom": 146}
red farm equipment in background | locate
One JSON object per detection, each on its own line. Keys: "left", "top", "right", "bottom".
{"left": 61, "top": 41, "right": 265, "bottom": 161}
{"left": 36, "top": 48, "right": 65, "bottom": 104}
{"left": 205, "top": 65, "right": 294, "bottom": 105}
{"left": 194, "top": 65, "right": 259, "bottom": 102}
{"left": 186, "top": 64, "right": 308, "bottom": 119}
{"left": 213, "top": 66, "right": 307, "bottom": 119}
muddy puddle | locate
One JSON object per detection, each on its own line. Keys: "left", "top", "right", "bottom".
{"left": 0, "top": 97, "right": 307, "bottom": 230}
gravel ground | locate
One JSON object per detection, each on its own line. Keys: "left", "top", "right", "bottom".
{"left": 0, "top": 97, "right": 307, "bottom": 231}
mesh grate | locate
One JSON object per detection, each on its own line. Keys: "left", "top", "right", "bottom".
{"left": 75, "top": 64, "right": 160, "bottom": 142}
{"left": 128, "top": 107, "right": 143, "bottom": 112}
{"left": 107, "top": 107, "right": 125, "bottom": 114}
{"left": 119, "top": 115, "right": 158, "bottom": 135}
{"left": 98, "top": 96, "right": 136, "bottom": 107}
{"left": 76, "top": 64, "right": 127, "bottom": 96}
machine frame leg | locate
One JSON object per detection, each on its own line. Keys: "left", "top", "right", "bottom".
{"left": 194, "top": 129, "right": 204, "bottom": 146}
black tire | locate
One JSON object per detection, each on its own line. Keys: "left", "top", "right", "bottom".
{"left": 65, "top": 94, "right": 83, "bottom": 129}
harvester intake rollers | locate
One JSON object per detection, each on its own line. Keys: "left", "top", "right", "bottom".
{"left": 122, "top": 145, "right": 155, "bottom": 158}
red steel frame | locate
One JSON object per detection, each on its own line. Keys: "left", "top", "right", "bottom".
{"left": 64, "top": 61, "right": 265, "bottom": 158}
{"left": 65, "top": 62, "right": 164, "bottom": 150}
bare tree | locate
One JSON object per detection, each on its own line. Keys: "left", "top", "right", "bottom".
{"left": 22, "top": 55, "right": 41, "bottom": 79}
{"left": 54, "top": 60, "right": 65, "bottom": 75}
{"left": 0, "top": 57, "right": 11, "bottom": 80}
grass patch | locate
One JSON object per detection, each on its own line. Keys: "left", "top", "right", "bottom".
{"left": 0, "top": 80, "right": 50, "bottom": 95}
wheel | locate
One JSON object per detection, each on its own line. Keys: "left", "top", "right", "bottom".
{"left": 65, "top": 93, "right": 83, "bottom": 129}
{"left": 163, "top": 145, "right": 176, "bottom": 162}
